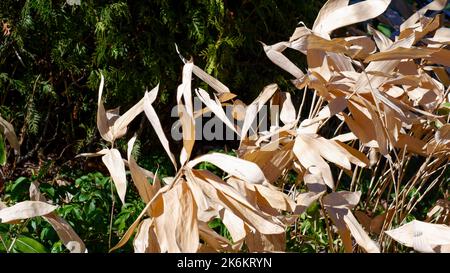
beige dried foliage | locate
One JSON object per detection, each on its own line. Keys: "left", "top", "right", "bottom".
{"left": 78, "top": 0, "right": 450, "bottom": 253}
{"left": 385, "top": 220, "right": 450, "bottom": 253}
{"left": 0, "top": 201, "right": 57, "bottom": 224}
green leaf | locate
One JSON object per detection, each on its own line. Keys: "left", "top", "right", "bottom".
{"left": 9, "top": 177, "right": 31, "bottom": 201}
{"left": 13, "top": 236, "right": 48, "bottom": 253}
{"left": 437, "top": 102, "right": 450, "bottom": 115}
{"left": 377, "top": 24, "right": 392, "bottom": 38}
{"left": 0, "top": 134, "right": 6, "bottom": 166}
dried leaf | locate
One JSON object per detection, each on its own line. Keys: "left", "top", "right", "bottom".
{"left": 323, "top": 191, "right": 380, "bottom": 253}
{"left": 385, "top": 220, "right": 450, "bottom": 253}
{"left": 262, "top": 42, "right": 305, "bottom": 79}
{"left": 313, "top": 0, "right": 391, "bottom": 36}
{"left": 102, "top": 148, "right": 127, "bottom": 204}
{"left": 192, "top": 64, "right": 231, "bottom": 94}
{"left": 188, "top": 153, "right": 268, "bottom": 184}
{"left": 0, "top": 201, "right": 57, "bottom": 224}
{"left": 127, "top": 136, "right": 155, "bottom": 203}
{"left": 241, "top": 84, "right": 278, "bottom": 141}
{"left": 195, "top": 88, "right": 238, "bottom": 135}
{"left": 134, "top": 218, "right": 158, "bottom": 253}
{"left": 143, "top": 85, "right": 178, "bottom": 170}
{"left": 400, "top": 0, "right": 447, "bottom": 31}
{"left": 365, "top": 47, "right": 440, "bottom": 62}
{"left": 280, "top": 92, "right": 296, "bottom": 125}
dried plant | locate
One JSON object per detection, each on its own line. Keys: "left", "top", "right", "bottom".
{"left": 1, "top": 0, "right": 448, "bottom": 253}
{"left": 83, "top": 0, "right": 450, "bottom": 253}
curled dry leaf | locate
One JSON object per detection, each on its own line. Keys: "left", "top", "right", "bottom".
{"left": 280, "top": 92, "right": 297, "bottom": 125}
{"left": 400, "top": 0, "right": 447, "bottom": 31}
{"left": 294, "top": 133, "right": 369, "bottom": 189}
{"left": 241, "top": 84, "right": 279, "bottom": 142}
{"left": 312, "top": 0, "right": 392, "bottom": 37}
{"left": 96, "top": 74, "right": 145, "bottom": 143}
{"left": 294, "top": 167, "right": 327, "bottom": 214}
{"left": 385, "top": 220, "right": 450, "bottom": 253}
{"left": 262, "top": 42, "right": 305, "bottom": 79}
{"left": 435, "top": 124, "right": 450, "bottom": 145}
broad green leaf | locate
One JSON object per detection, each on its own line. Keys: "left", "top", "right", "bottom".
{"left": 14, "top": 236, "right": 48, "bottom": 253}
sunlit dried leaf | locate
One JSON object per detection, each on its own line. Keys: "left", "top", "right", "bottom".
{"left": 364, "top": 47, "right": 440, "bottom": 63}
{"left": 102, "top": 148, "right": 127, "bottom": 204}
{"left": 262, "top": 42, "right": 305, "bottom": 79}
{"left": 323, "top": 191, "right": 380, "bottom": 253}
{"left": 385, "top": 220, "right": 450, "bottom": 253}
{"left": 196, "top": 88, "right": 238, "bottom": 135}
{"left": 192, "top": 64, "right": 231, "bottom": 94}
{"left": 188, "top": 153, "right": 268, "bottom": 184}
{"left": 0, "top": 201, "right": 57, "bottom": 224}
{"left": 241, "top": 84, "right": 278, "bottom": 141}
{"left": 127, "top": 136, "right": 155, "bottom": 204}
{"left": 313, "top": 0, "right": 391, "bottom": 36}
{"left": 143, "top": 85, "right": 178, "bottom": 170}
{"left": 280, "top": 92, "right": 296, "bottom": 125}
{"left": 400, "top": 0, "right": 447, "bottom": 31}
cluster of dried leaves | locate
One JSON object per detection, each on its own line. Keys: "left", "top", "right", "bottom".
{"left": 0, "top": 0, "right": 449, "bottom": 253}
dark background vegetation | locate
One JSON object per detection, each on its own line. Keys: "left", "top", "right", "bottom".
{"left": 0, "top": 0, "right": 447, "bottom": 253}
{"left": 0, "top": 0, "right": 324, "bottom": 168}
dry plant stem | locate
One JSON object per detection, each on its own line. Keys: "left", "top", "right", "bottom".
{"left": 365, "top": 155, "right": 383, "bottom": 205}
{"left": 350, "top": 166, "right": 359, "bottom": 192}
{"left": 370, "top": 164, "right": 390, "bottom": 212}
{"left": 398, "top": 146, "right": 437, "bottom": 207}
{"left": 403, "top": 157, "right": 447, "bottom": 218}
{"left": 320, "top": 198, "right": 335, "bottom": 253}
{"left": 372, "top": 170, "right": 392, "bottom": 213}
{"left": 297, "top": 86, "right": 308, "bottom": 120}
{"left": 108, "top": 179, "right": 116, "bottom": 250}
{"left": 354, "top": 145, "right": 368, "bottom": 192}
{"left": 308, "top": 90, "right": 318, "bottom": 119}
{"left": 332, "top": 119, "right": 346, "bottom": 137}
{"left": 311, "top": 97, "right": 324, "bottom": 119}
{"left": 335, "top": 169, "right": 345, "bottom": 190}
{"left": 396, "top": 148, "right": 409, "bottom": 191}
{"left": 386, "top": 158, "right": 400, "bottom": 223}
{"left": 405, "top": 164, "right": 447, "bottom": 219}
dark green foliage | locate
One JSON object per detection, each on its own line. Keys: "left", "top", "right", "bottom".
{"left": 0, "top": 0, "right": 324, "bottom": 161}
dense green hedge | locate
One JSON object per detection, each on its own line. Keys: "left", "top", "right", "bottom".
{"left": 0, "top": 0, "right": 323, "bottom": 160}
